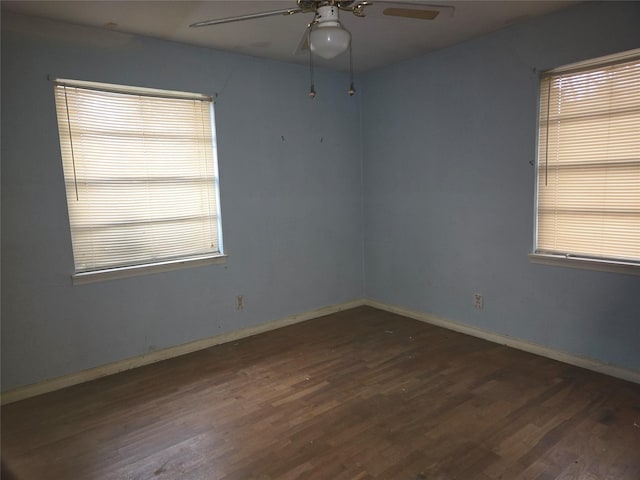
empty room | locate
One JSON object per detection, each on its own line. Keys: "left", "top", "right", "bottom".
{"left": 1, "top": 1, "right": 639, "bottom": 479}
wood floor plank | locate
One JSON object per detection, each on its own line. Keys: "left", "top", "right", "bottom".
{"left": 2, "top": 306, "right": 640, "bottom": 479}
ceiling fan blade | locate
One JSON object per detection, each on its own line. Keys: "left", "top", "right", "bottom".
{"left": 190, "top": 8, "right": 304, "bottom": 28}
{"left": 294, "top": 28, "right": 311, "bottom": 55}
{"left": 383, "top": 7, "right": 439, "bottom": 20}
{"left": 370, "top": 2, "right": 455, "bottom": 19}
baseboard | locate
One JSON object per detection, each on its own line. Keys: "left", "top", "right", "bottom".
{"left": 363, "top": 299, "right": 640, "bottom": 385}
{"left": 4, "top": 297, "right": 637, "bottom": 405}
{"left": 1, "top": 298, "right": 366, "bottom": 405}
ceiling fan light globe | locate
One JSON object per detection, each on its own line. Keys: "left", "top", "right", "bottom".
{"left": 309, "top": 25, "right": 351, "bottom": 59}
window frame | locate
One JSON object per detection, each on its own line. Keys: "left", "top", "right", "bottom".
{"left": 530, "top": 49, "right": 640, "bottom": 276}
{"left": 54, "top": 79, "right": 226, "bottom": 284}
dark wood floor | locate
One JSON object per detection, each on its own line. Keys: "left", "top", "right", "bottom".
{"left": 2, "top": 306, "right": 640, "bottom": 479}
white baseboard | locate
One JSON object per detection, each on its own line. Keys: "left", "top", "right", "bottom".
{"left": 3, "top": 297, "right": 637, "bottom": 405}
{"left": 363, "top": 299, "right": 640, "bottom": 385}
{"left": 1, "top": 299, "right": 366, "bottom": 405}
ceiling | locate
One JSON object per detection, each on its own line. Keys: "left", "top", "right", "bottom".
{"left": 2, "top": 1, "right": 578, "bottom": 72}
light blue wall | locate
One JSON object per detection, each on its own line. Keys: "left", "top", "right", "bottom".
{"left": 362, "top": 2, "right": 640, "bottom": 370}
{"left": 3, "top": 2, "right": 640, "bottom": 393}
{"left": 1, "top": 13, "right": 363, "bottom": 390}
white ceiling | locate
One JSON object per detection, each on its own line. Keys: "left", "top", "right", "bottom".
{"left": 2, "top": 1, "right": 578, "bottom": 72}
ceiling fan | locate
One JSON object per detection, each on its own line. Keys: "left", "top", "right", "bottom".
{"left": 190, "top": 1, "right": 454, "bottom": 96}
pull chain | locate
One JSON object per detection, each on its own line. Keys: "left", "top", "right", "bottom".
{"left": 348, "top": 42, "right": 356, "bottom": 96}
{"left": 308, "top": 27, "right": 316, "bottom": 98}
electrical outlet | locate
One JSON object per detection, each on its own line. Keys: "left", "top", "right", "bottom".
{"left": 236, "top": 294, "right": 244, "bottom": 311}
{"left": 473, "top": 293, "right": 484, "bottom": 310}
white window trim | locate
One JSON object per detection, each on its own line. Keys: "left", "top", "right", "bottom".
{"left": 529, "top": 253, "right": 640, "bottom": 277}
{"left": 54, "top": 79, "right": 225, "bottom": 282}
{"left": 72, "top": 254, "right": 228, "bottom": 285}
{"left": 531, "top": 49, "right": 640, "bottom": 275}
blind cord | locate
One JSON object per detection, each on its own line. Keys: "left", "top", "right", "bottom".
{"left": 63, "top": 86, "right": 80, "bottom": 201}
{"left": 544, "top": 79, "right": 551, "bottom": 187}
{"left": 200, "top": 101, "right": 215, "bottom": 248}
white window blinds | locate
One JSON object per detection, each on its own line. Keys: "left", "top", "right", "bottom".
{"left": 535, "top": 49, "right": 640, "bottom": 265}
{"left": 54, "top": 79, "right": 223, "bottom": 273}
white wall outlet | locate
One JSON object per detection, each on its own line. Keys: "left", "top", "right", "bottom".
{"left": 236, "top": 294, "right": 244, "bottom": 311}
{"left": 473, "top": 293, "right": 484, "bottom": 309}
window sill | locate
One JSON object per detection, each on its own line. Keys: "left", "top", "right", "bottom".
{"left": 72, "top": 254, "right": 227, "bottom": 285}
{"left": 528, "top": 253, "right": 640, "bottom": 276}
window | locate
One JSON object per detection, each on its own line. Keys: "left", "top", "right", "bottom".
{"left": 54, "top": 79, "right": 224, "bottom": 284}
{"left": 532, "top": 49, "right": 640, "bottom": 275}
